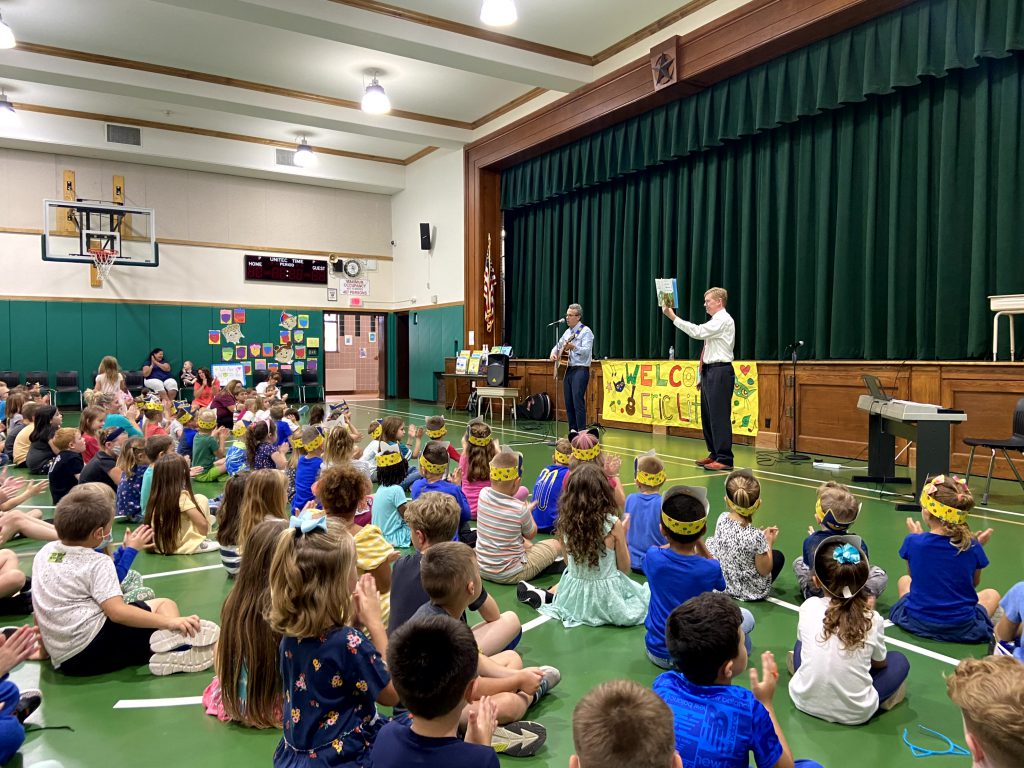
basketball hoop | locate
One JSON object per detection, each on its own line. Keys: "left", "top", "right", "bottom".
{"left": 89, "top": 247, "right": 119, "bottom": 282}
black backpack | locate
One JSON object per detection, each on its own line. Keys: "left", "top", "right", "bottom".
{"left": 517, "top": 392, "right": 552, "bottom": 421}
{"left": 466, "top": 390, "right": 479, "bottom": 415}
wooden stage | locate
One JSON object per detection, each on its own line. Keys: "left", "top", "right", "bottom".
{"left": 442, "top": 358, "right": 1024, "bottom": 480}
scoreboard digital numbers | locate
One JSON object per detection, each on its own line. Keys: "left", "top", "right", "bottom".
{"left": 244, "top": 255, "right": 328, "bottom": 285}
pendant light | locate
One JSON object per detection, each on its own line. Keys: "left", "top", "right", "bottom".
{"left": 480, "top": 0, "right": 517, "bottom": 26}
{"left": 0, "top": 11, "right": 15, "bottom": 50}
{"left": 361, "top": 71, "right": 391, "bottom": 115}
{"left": 294, "top": 136, "right": 316, "bottom": 168}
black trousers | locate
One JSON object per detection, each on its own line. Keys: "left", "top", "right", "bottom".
{"left": 700, "top": 363, "right": 734, "bottom": 465}
{"left": 563, "top": 366, "right": 590, "bottom": 435}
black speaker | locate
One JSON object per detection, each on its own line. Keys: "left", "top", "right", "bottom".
{"left": 331, "top": 260, "right": 344, "bottom": 274}
{"left": 419, "top": 222, "right": 431, "bottom": 251}
{"left": 485, "top": 354, "right": 509, "bottom": 386}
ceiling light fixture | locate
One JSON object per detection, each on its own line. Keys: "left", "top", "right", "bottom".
{"left": 361, "top": 71, "right": 391, "bottom": 115}
{"left": 294, "top": 136, "right": 316, "bottom": 168}
{"left": 0, "top": 11, "right": 15, "bottom": 49}
{"left": 480, "top": 0, "right": 517, "bottom": 26}
{"left": 0, "top": 89, "right": 17, "bottom": 125}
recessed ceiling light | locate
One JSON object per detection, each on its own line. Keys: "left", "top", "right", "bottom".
{"left": 0, "top": 12, "right": 15, "bottom": 50}
{"left": 361, "top": 72, "right": 391, "bottom": 115}
{"left": 294, "top": 136, "right": 316, "bottom": 168}
{"left": 480, "top": 0, "right": 517, "bottom": 26}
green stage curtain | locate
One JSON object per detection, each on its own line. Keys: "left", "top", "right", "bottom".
{"left": 506, "top": 51, "right": 1024, "bottom": 360}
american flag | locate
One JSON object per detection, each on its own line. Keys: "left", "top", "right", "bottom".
{"left": 483, "top": 233, "right": 496, "bottom": 332}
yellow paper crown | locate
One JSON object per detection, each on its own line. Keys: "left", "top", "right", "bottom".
{"left": 920, "top": 475, "right": 970, "bottom": 525}
{"left": 426, "top": 426, "right": 447, "bottom": 439}
{"left": 636, "top": 470, "right": 667, "bottom": 487}
{"left": 143, "top": 401, "right": 164, "bottom": 412}
{"left": 661, "top": 511, "right": 708, "bottom": 536}
{"left": 490, "top": 465, "right": 520, "bottom": 482}
{"left": 468, "top": 433, "right": 492, "bottom": 447}
{"left": 302, "top": 433, "right": 325, "bottom": 452}
{"left": 419, "top": 456, "right": 448, "bottom": 475}
{"left": 197, "top": 418, "right": 216, "bottom": 430}
{"left": 726, "top": 498, "right": 762, "bottom": 518}
{"left": 554, "top": 450, "right": 571, "bottom": 466}
{"left": 814, "top": 498, "right": 857, "bottom": 532}
{"left": 176, "top": 409, "right": 193, "bottom": 424}
{"left": 232, "top": 422, "right": 248, "bottom": 437}
{"left": 369, "top": 421, "right": 383, "bottom": 440}
{"left": 376, "top": 450, "right": 403, "bottom": 467}
{"left": 572, "top": 445, "right": 600, "bottom": 461}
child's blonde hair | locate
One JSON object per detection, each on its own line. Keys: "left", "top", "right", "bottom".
{"left": 404, "top": 492, "right": 460, "bottom": 544}
{"left": 573, "top": 679, "right": 677, "bottom": 768}
{"left": 97, "top": 356, "right": 121, "bottom": 389}
{"left": 921, "top": 474, "right": 975, "bottom": 553}
{"left": 196, "top": 409, "right": 217, "bottom": 433}
{"left": 725, "top": 469, "right": 761, "bottom": 515}
{"left": 946, "top": 656, "right": 1024, "bottom": 767}
{"left": 237, "top": 469, "right": 288, "bottom": 551}
{"left": 268, "top": 516, "right": 356, "bottom": 637}
{"left": 116, "top": 437, "right": 147, "bottom": 474}
{"left": 79, "top": 406, "right": 105, "bottom": 437}
{"left": 322, "top": 425, "right": 355, "bottom": 465}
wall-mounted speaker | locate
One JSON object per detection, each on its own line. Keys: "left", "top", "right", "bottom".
{"left": 420, "top": 222, "right": 431, "bottom": 251}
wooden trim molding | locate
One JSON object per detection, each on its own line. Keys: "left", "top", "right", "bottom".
{"left": 461, "top": 0, "right": 919, "bottom": 346}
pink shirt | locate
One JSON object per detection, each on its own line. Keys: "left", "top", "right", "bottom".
{"left": 459, "top": 454, "right": 489, "bottom": 519}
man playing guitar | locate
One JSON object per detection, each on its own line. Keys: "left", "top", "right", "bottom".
{"left": 549, "top": 303, "right": 595, "bottom": 436}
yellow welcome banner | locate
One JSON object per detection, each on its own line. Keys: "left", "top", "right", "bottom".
{"left": 600, "top": 360, "right": 759, "bottom": 436}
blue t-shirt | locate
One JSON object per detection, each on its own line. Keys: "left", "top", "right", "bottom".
{"left": 898, "top": 532, "right": 989, "bottom": 625}
{"left": 225, "top": 442, "right": 247, "bottom": 476}
{"left": 371, "top": 720, "right": 499, "bottom": 768}
{"left": 625, "top": 492, "right": 667, "bottom": 571}
{"left": 275, "top": 419, "right": 292, "bottom": 447}
{"left": 176, "top": 427, "right": 197, "bottom": 457}
{"left": 802, "top": 529, "right": 871, "bottom": 566}
{"left": 140, "top": 465, "right": 154, "bottom": 518}
{"left": 0, "top": 400, "right": 5, "bottom": 422}
{"left": 999, "top": 582, "right": 1024, "bottom": 662}
{"left": 645, "top": 547, "right": 727, "bottom": 660}
{"left": 373, "top": 484, "right": 411, "bottom": 548}
{"left": 653, "top": 671, "right": 783, "bottom": 768}
{"left": 531, "top": 464, "right": 569, "bottom": 530}
{"left": 275, "top": 627, "right": 390, "bottom": 767}
{"left": 292, "top": 455, "right": 323, "bottom": 511}
{"left": 103, "top": 413, "right": 142, "bottom": 438}
{"left": 410, "top": 479, "right": 472, "bottom": 525}
{"left": 142, "top": 359, "right": 171, "bottom": 381}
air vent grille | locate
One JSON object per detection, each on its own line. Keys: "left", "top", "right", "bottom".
{"left": 275, "top": 149, "right": 297, "bottom": 166}
{"left": 106, "top": 124, "right": 142, "bottom": 146}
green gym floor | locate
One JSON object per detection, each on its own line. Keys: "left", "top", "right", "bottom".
{"left": 4, "top": 399, "right": 1023, "bottom": 768}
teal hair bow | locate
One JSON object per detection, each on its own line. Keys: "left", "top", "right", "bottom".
{"left": 290, "top": 510, "right": 327, "bottom": 535}
{"left": 833, "top": 543, "right": 861, "bottom": 564}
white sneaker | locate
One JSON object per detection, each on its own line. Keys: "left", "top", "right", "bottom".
{"left": 195, "top": 539, "right": 220, "bottom": 553}
{"left": 149, "top": 645, "right": 215, "bottom": 676}
{"left": 150, "top": 619, "right": 220, "bottom": 653}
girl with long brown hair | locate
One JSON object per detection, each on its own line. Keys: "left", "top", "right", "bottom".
{"left": 244, "top": 420, "right": 286, "bottom": 470}
{"left": 789, "top": 538, "right": 910, "bottom": 724}
{"left": 203, "top": 517, "right": 287, "bottom": 728}
{"left": 144, "top": 453, "right": 217, "bottom": 554}
{"left": 520, "top": 463, "right": 649, "bottom": 628}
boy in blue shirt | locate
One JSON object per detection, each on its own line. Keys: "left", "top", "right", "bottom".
{"left": 270, "top": 404, "right": 291, "bottom": 447}
{"left": 411, "top": 441, "right": 475, "bottom": 546}
{"left": 174, "top": 407, "right": 197, "bottom": 459}
{"left": 653, "top": 592, "right": 822, "bottom": 768}
{"left": 371, "top": 614, "right": 499, "bottom": 767}
{"left": 530, "top": 439, "right": 571, "bottom": 533}
{"left": 625, "top": 451, "right": 667, "bottom": 572}
{"left": 645, "top": 485, "right": 754, "bottom": 668}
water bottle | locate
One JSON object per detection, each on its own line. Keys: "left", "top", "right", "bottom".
{"left": 668, "top": 346, "right": 675, "bottom": 360}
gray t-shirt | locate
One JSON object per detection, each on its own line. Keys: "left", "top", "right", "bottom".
{"left": 32, "top": 541, "right": 123, "bottom": 666}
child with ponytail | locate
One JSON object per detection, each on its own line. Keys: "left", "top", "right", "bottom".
{"left": 568, "top": 431, "right": 625, "bottom": 510}
{"left": 889, "top": 475, "right": 1000, "bottom": 643}
{"left": 789, "top": 538, "right": 910, "bottom": 724}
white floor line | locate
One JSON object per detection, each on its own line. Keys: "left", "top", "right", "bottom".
{"left": 521, "top": 614, "right": 553, "bottom": 632}
{"left": 113, "top": 695, "right": 204, "bottom": 710}
{"left": 143, "top": 563, "right": 223, "bottom": 580}
{"left": 17, "top": 505, "right": 55, "bottom": 510}
{"left": 765, "top": 597, "right": 961, "bottom": 666}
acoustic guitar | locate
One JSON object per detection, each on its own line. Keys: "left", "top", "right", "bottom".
{"left": 625, "top": 385, "right": 637, "bottom": 416}
{"left": 554, "top": 333, "right": 576, "bottom": 380}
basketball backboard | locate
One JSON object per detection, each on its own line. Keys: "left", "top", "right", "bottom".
{"left": 42, "top": 199, "right": 158, "bottom": 267}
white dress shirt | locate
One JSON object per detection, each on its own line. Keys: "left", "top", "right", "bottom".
{"left": 550, "top": 324, "right": 594, "bottom": 366}
{"left": 672, "top": 308, "right": 735, "bottom": 363}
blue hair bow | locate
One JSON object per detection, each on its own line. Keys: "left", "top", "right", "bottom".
{"left": 833, "top": 543, "right": 862, "bottom": 564}
{"left": 289, "top": 510, "right": 327, "bottom": 535}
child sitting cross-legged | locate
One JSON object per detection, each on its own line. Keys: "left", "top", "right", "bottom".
{"left": 372, "top": 445, "right": 412, "bottom": 548}
{"left": 653, "top": 592, "right": 823, "bottom": 768}
{"left": 371, "top": 614, "right": 501, "bottom": 767}
{"left": 530, "top": 438, "right": 571, "bottom": 534}
{"left": 411, "top": 440, "right": 475, "bottom": 546}
{"left": 32, "top": 484, "right": 219, "bottom": 677}
{"left": 388, "top": 492, "right": 522, "bottom": 655}
{"left": 411, "top": 541, "right": 556, "bottom": 757}
{"left": 477, "top": 448, "right": 563, "bottom": 586}
{"left": 788, "top": 537, "right": 910, "bottom": 725}
{"left": 625, "top": 451, "right": 667, "bottom": 573}
{"left": 572, "top": 679, "right": 681, "bottom": 768}
{"left": 191, "top": 410, "right": 228, "bottom": 482}
{"left": 793, "top": 481, "right": 887, "bottom": 601}
{"left": 291, "top": 426, "right": 324, "bottom": 513}
{"left": 645, "top": 485, "right": 754, "bottom": 669}
{"left": 145, "top": 453, "right": 218, "bottom": 554}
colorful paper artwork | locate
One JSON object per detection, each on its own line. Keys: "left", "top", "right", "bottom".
{"left": 306, "top": 360, "right": 318, "bottom": 373}
{"left": 344, "top": 335, "right": 353, "bottom": 346}
{"left": 368, "top": 332, "right": 376, "bottom": 344}
{"left": 249, "top": 343, "right": 263, "bottom": 358}
{"left": 297, "top": 315, "right": 310, "bottom": 329}
{"left": 281, "top": 364, "right": 292, "bottom": 371}
{"left": 208, "top": 330, "right": 221, "bottom": 345}
{"left": 233, "top": 308, "right": 246, "bottom": 324}
{"left": 220, "top": 309, "right": 232, "bottom": 324}
{"left": 235, "top": 346, "right": 248, "bottom": 361}
{"left": 262, "top": 343, "right": 274, "bottom": 357}
{"left": 306, "top": 337, "right": 320, "bottom": 348}
{"left": 279, "top": 311, "right": 297, "bottom": 330}
{"left": 222, "top": 323, "right": 245, "bottom": 344}
{"left": 221, "top": 347, "right": 233, "bottom": 362}
{"left": 294, "top": 331, "right": 304, "bottom": 343}
{"left": 280, "top": 330, "right": 291, "bottom": 344}
{"left": 294, "top": 361, "right": 305, "bottom": 374}
{"left": 242, "top": 362, "right": 252, "bottom": 375}
{"left": 268, "top": 362, "right": 279, "bottom": 372}
{"left": 295, "top": 346, "right": 306, "bottom": 360}
{"left": 254, "top": 358, "right": 267, "bottom": 371}
{"left": 275, "top": 345, "right": 294, "bottom": 364}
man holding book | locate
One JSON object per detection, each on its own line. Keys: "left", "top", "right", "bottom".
{"left": 549, "top": 303, "right": 594, "bottom": 436}
{"left": 662, "top": 287, "right": 735, "bottom": 470}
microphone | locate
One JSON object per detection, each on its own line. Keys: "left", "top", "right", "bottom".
{"left": 547, "top": 318, "right": 566, "bottom": 327}
{"left": 785, "top": 340, "right": 805, "bottom": 352}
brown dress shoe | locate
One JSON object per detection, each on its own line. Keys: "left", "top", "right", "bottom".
{"left": 695, "top": 456, "right": 715, "bottom": 467}
{"left": 702, "top": 461, "right": 732, "bottom": 471}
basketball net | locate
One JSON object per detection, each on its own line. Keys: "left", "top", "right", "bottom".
{"left": 89, "top": 247, "right": 118, "bottom": 282}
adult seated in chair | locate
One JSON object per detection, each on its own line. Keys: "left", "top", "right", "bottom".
{"left": 141, "top": 348, "right": 178, "bottom": 416}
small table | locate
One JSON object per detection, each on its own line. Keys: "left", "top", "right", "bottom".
{"left": 439, "top": 372, "right": 522, "bottom": 412}
{"left": 990, "top": 294, "right": 1024, "bottom": 361}
{"left": 477, "top": 386, "right": 519, "bottom": 422}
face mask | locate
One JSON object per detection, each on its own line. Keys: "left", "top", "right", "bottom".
{"left": 100, "top": 530, "right": 113, "bottom": 548}
{"left": 112, "top": 444, "right": 123, "bottom": 456}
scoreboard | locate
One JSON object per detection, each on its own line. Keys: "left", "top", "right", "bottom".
{"left": 244, "top": 255, "right": 328, "bottom": 284}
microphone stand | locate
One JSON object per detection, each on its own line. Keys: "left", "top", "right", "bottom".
{"left": 785, "top": 343, "right": 810, "bottom": 462}
{"left": 546, "top": 321, "right": 563, "bottom": 446}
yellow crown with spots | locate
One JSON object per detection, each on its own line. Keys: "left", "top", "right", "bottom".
{"left": 727, "top": 498, "right": 762, "bottom": 518}
{"left": 419, "top": 456, "right": 448, "bottom": 475}
{"left": 920, "top": 475, "right": 971, "bottom": 525}
{"left": 636, "top": 470, "right": 666, "bottom": 487}
{"left": 143, "top": 401, "right": 164, "bottom": 412}
{"left": 302, "top": 433, "right": 325, "bottom": 452}
{"left": 467, "top": 433, "right": 492, "bottom": 447}
{"left": 197, "top": 418, "right": 217, "bottom": 430}
{"left": 572, "top": 445, "right": 600, "bottom": 461}
{"left": 490, "top": 465, "right": 520, "bottom": 482}
{"left": 425, "top": 426, "right": 447, "bottom": 439}
{"left": 661, "top": 511, "right": 708, "bottom": 536}
{"left": 376, "top": 449, "right": 403, "bottom": 467}
{"left": 368, "top": 421, "right": 383, "bottom": 440}
{"left": 232, "top": 422, "right": 247, "bottom": 438}
{"left": 554, "top": 450, "right": 571, "bottom": 466}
